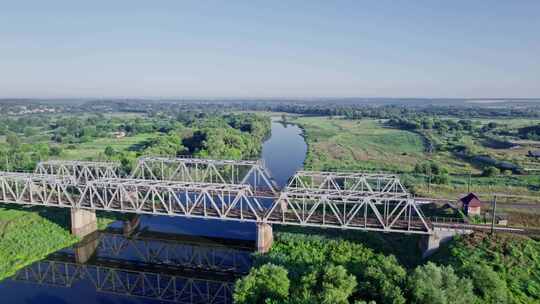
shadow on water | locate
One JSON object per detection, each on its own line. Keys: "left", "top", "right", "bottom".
{"left": 0, "top": 218, "right": 255, "bottom": 304}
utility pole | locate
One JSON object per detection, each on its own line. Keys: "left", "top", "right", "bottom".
{"left": 467, "top": 171, "right": 471, "bottom": 193}
{"left": 491, "top": 195, "right": 497, "bottom": 235}
{"left": 427, "top": 166, "right": 431, "bottom": 194}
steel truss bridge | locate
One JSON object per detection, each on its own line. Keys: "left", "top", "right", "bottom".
{"left": 0, "top": 158, "right": 432, "bottom": 234}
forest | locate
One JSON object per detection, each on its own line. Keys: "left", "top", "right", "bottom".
{"left": 233, "top": 231, "right": 540, "bottom": 304}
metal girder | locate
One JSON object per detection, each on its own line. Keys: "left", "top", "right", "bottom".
{"left": 131, "top": 156, "right": 278, "bottom": 194}
{"left": 0, "top": 173, "right": 267, "bottom": 222}
{"left": 0, "top": 172, "right": 76, "bottom": 184}
{"left": 11, "top": 258, "right": 234, "bottom": 303}
{"left": 0, "top": 170, "right": 432, "bottom": 234}
{"left": 0, "top": 172, "right": 78, "bottom": 207}
{"left": 264, "top": 191, "right": 432, "bottom": 234}
{"left": 98, "top": 230, "right": 252, "bottom": 274}
{"left": 80, "top": 178, "right": 266, "bottom": 221}
{"left": 35, "top": 160, "right": 120, "bottom": 184}
{"left": 287, "top": 170, "right": 408, "bottom": 195}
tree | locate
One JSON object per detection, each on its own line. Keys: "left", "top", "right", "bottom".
{"left": 482, "top": 166, "right": 500, "bottom": 177}
{"left": 354, "top": 255, "right": 407, "bottom": 304}
{"left": 234, "top": 264, "right": 290, "bottom": 304}
{"left": 460, "top": 263, "right": 508, "bottom": 304}
{"left": 49, "top": 146, "right": 63, "bottom": 157}
{"left": 23, "top": 127, "right": 36, "bottom": 137}
{"left": 6, "top": 132, "right": 20, "bottom": 149}
{"left": 104, "top": 146, "right": 116, "bottom": 158}
{"left": 319, "top": 265, "right": 357, "bottom": 304}
{"left": 407, "top": 262, "right": 476, "bottom": 304}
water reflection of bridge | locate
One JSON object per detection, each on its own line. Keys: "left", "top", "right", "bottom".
{"left": 12, "top": 258, "right": 235, "bottom": 303}
{"left": 94, "top": 228, "right": 253, "bottom": 274}
{"left": 10, "top": 229, "right": 251, "bottom": 303}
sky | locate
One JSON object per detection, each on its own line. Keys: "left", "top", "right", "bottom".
{"left": 0, "top": 1, "right": 539, "bottom": 99}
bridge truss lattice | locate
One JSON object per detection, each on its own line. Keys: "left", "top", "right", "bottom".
{"left": 35, "top": 160, "right": 120, "bottom": 184}
{"left": 130, "top": 156, "right": 278, "bottom": 194}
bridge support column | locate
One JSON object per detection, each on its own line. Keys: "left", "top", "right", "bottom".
{"left": 256, "top": 223, "right": 273, "bottom": 253}
{"left": 70, "top": 208, "right": 97, "bottom": 238}
{"left": 420, "top": 228, "right": 472, "bottom": 258}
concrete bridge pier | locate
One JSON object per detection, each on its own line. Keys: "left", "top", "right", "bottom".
{"left": 420, "top": 227, "right": 472, "bottom": 258}
{"left": 256, "top": 223, "right": 273, "bottom": 253}
{"left": 70, "top": 208, "right": 98, "bottom": 238}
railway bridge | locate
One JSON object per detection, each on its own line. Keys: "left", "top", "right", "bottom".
{"left": 0, "top": 157, "right": 463, "bottom": 256}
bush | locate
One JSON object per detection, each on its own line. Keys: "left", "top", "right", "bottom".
{"left": 482, "top": 166, "right": 500, "bottom": 177}
{"left": 407, "top": 262, "right": 476, "bottom": 304}
{"left": 460, "top": 263, "right": 509, "bottom": 304}
{"left": 234, "top": 264, "right": 290, "bottom": 304}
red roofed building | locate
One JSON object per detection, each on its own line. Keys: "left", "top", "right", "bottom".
{"left": 460, "top": 193, "right": 482, "bottom": 216}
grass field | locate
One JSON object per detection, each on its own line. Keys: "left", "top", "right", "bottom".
{"left": 297, "top": 117, "right": 425, "bottom": 172}
{"left": 61, "top": 133, "right": 154, "bottom": 160}
{"left": 0, "top": 205, "right": 117, "bottom": 280}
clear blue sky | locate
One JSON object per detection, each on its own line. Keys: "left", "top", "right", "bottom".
{"left": 1, "top": 1, "right": 539, "bottom": 98}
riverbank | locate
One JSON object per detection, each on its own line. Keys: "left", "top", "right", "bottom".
{"left": 0, "top": 205, "right": 119, "bottom": 280}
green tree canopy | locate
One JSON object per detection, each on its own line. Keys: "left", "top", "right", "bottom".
{"left": 407, "top": 262, "right": 476, "bottom": 304}
{"left": 234, "top": 264, "right": 290, "bottom": 304}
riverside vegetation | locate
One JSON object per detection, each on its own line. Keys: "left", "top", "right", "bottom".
{"left": 234, "top": 231, "right": 540, "bottom": 304}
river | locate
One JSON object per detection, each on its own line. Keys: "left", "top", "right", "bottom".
{"left": 0, "top": 117, "right": 307, "bottom": 304}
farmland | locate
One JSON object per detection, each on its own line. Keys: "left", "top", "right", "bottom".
{"left": 291, "top": 115, "right": 540, "bottom": 226}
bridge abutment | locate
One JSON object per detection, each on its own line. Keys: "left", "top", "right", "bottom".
{"left": 71, "top": 208, "right": 97, "bottom": 238}
{"left": 256, "top": 223, "right": 273, "bottom": 253}
{"left": 421, "top": 227, "right": 472, "bottom": 258}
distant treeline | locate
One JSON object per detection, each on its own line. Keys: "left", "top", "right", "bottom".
{"left": 0, "top": 112, "right": 271, "bottom": 172}
{"left": 2, "top": 98, "right": 540, "bottom": 120}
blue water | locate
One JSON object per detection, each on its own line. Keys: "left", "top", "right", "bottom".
{"left": 0, "top": 117, "right": 307, "bottom": 304}
{"left": 262, "top": 118, "right": 307, "bottom": 188}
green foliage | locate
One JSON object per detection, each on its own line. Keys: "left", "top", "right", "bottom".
{"left": 407, "top": 262, "right": 476, "bottom": 304}
{"left": 0, "top": 206, "right": 116, "bottom": 280}
{"left": 431, "top": 233, "right": 540, "bottom": 303}
{"left": 319, "top": 265, "right": 357, "bottom": 304}
{"left": 243, "top": 233, "right": 407, "bottom": 304}
{"left": 234, "top": 264, "right": 290, "bottom": 304}
{"left": 482, "top": 166, "right": 500, "bottom": 177}
{"left": 460, "top": 263, "right": 509, "bottom": 304}
{"left": 354, "top": 254, "right": 406, "bottom": 304}
{"left": 414, "top": 161, "right": 450, "bottom": 185}
{"left": 104, "top": 145, "right": 116, "bottom": 158}
{"left": 142, "top": 132, "right": 187, "bottom": 157}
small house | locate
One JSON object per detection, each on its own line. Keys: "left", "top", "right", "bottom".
{"left": 460, "top": 192, "right": 482, "bottom": 216}
{"left": 112, "top": 131, "right": 126, "bottom": 138}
